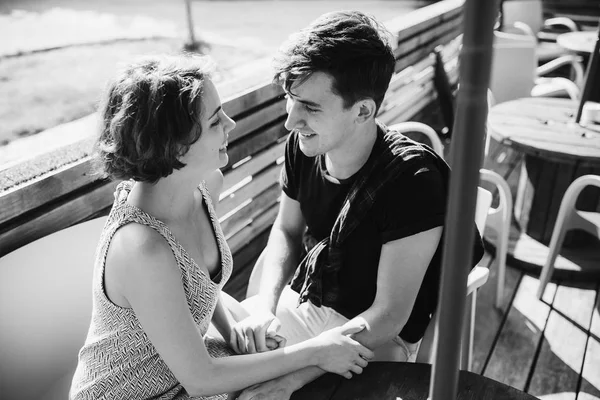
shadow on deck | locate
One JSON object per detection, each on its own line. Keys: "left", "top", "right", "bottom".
{"left": 473, "top": 137, "right": 600, "bottom": 400}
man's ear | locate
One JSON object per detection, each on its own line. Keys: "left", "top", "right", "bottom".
{"left": 355, "top": 99, "right": 377, "bottom": 123}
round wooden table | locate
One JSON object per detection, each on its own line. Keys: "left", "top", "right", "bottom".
{"left": 291, "top": 362, "right": 538, "bottom": 400}
{"left": 488, "top": 97, "right": 600, "bottom": 280}
{"left": 557, "top": 31, "right": 597, "bottom": 55}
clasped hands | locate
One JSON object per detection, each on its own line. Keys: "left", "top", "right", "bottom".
{"left": 230, "top": 314, "right": 372, "bottom": 400}
{"left": 229, "top": 310, "right": 286, "bottom": 354}
{"left": 230, "top": 312, "right": 372, "bottom": 376}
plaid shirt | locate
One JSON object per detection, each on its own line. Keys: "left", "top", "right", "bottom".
{"left": 290, "top": 123, "right": 446, "bottom": 308}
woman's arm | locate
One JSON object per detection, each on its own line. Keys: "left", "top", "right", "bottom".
{"left": 203, "top": 170, "right": 284, "bottom": 351}
{"left": 109, "top": 225, "right": 371, "bottom": 398}
{"left": 203, "top": 170, "right": 240, "bottom": 343}
{"left": 211, "top": 293, "right": 246, "bottom": 344}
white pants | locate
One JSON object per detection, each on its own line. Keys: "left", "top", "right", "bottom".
{"left": 242, "top": 287, "right": 420, "bottom": 362}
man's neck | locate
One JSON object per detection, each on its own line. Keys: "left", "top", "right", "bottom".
{"left": 324, "top": 122, "right": 378, "bottom": 180}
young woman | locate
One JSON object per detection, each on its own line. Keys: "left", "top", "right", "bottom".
{"left": 69, "top": 55, "right": 372, "bottom": 400}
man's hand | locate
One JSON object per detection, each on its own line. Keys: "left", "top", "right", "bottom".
{"left": 230, "top": 311, "right": 286, "bottom": 354}
{"left": 237, "top": 376, "right": 297, "bottom": 400}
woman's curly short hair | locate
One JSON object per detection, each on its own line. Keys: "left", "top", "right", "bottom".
{"left": 95, "top": 54, "right": 215, "bottom": 183}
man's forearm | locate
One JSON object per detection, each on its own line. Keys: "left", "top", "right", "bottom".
{"left": 258, "top": 313, "right": 395, "bottom": 394}
{"left": 258, "top": 228, "right": 302, "bottom": 313}
{"left": 247, "top": 311, "right": 399, "bottom": 395}
{"left": 344, "top": 307, "right": 408, "bottom": 351}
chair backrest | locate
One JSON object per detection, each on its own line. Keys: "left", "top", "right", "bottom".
{"left": 388, "top": 122, "right": 445, "bottom": 157}
{"left": 485, "top": 89, "right": 497, "bottom": 158}
{"left": 0, "top": 216, "right": 107, "bottom": 400}
{"left": 490, "top": 30, "right": 537, "bottom": 104}
{"left": 502, "top": 0, "right": 544, "bottom": 34}
{"left": 416, "top": 187, "right": 493, "bottom": 363}
{"left": 475, "top": 187, "right": 494, "bottom": 234}
{"left": 391, "top": 114, "right": 497, "bottom": 167}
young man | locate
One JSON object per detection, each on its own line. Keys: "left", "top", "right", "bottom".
{"left": 231, "top": 10, "right": 484, "bottom": 399}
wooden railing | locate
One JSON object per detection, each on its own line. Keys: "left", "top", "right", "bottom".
{"left": 0, "top": 0, "right": 465, "bottom": 299}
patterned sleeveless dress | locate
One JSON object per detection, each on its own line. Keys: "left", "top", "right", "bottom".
{"left": 70, "top": 180, "right": 235, "bottom": 400}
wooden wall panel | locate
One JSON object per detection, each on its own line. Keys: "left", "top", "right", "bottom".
{"left": 0, "top": 0, "right": 465, "bottom": 259}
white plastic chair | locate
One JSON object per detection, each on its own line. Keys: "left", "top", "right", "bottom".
{"left": 502, "top": 0, "right": 579, "bottom": 38}
{"left": 390, "top": 121, "right": 512, "bottom": 308}
{"left": 479, "top": 169, "right": 513, "bottom": 308}
{"left": 388, "top": 122, "right": 499, "bottom": 370}
{"left": 482, "top": 92, "right": 513, "bottom": 308}
{"left": 537, "top": 175, "right": 600, "bottom": 299}
{"left": 0, "top": 216, "right": 107, "bottom": 400}
{"left": 415, "top": 187, "right": 493, "bottom": 371}
{"left": 501, "top": 0, "right": 579, "bottom": 62}
{"left": 490, "top": 30, "right": 584, "bottom": 104}
{"left": 389, "top": 121, "right": 445, "bottom": 156}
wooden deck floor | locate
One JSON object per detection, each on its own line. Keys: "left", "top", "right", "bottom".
{"left": 473, "top": 250, "right": 600, "bottom": 399}
{"left": 474, "top": 137, "right": 600, "bottom": 400}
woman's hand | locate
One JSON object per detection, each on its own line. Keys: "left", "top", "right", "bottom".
{"left": 311, "top": 324, "right": 373, "bottom": 379}
{"left": 265, "top": 333, "right": 286, "bottom": 351}
{"left": 230, "top": 312, "right": 286, "bottom": 354}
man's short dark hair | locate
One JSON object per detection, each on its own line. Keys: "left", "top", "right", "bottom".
{"left": 273, "top": 10, "right": 395, "bottom": 112}
{"left": 95, "top": 54, "right": 214, "bottom": 183}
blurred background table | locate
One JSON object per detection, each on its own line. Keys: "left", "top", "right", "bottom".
{"left": 489, "top": 97, "right": 600, "bottom": 244}
{"left": 291, "top": 362, "right": 538, "bottom": 400}
{"left": 488, "top": 97, "right": 600, "bottom": 280}
{"left": 557, "top": 31, "right": 597, "bottom": 55}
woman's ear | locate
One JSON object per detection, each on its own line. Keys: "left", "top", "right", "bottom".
{"left": 355, "top": 99, "right": 377, "bottom": 123}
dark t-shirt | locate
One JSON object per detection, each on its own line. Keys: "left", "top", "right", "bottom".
{"left": 281, "top": 128, "right": 481, "bottom": 343}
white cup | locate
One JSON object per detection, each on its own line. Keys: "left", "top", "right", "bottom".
{"left": 580, "top": 101, "right": 600, "bottom": 125}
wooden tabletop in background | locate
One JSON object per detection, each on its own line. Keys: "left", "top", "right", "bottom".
{"left": 488, "top": 97, "right": 600, "bottom": 163}
{"left": 291, "top": 362, "right": 539, "bottom": 400}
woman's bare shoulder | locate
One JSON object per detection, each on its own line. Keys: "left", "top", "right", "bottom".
{"left": 107, "top": 223, "right": 178, "bottom": 282}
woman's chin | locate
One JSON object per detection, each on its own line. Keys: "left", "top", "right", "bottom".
{"left": 218, "top": 152, "right": 229, "bottom": 168}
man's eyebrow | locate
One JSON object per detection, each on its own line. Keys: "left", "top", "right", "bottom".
{"left": 209, "top": 105, "right": 222, "bottom": 120}
{"left": 285, "top": 90, "right": 321, "bottom": 108}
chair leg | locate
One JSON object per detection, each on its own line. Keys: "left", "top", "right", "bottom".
{"left": 495, "top": 178, "right": 512, "bottom": 309}
{"left": 495, "top": 225, "right": 508, "bottom": 309}
{"left": 537, "top": 211, "right": 571, "bottom": 299}
{"left": 537, "top": 175, "right": 600, "bottom": 299}
{"left": 460, "top": 291, "right": 476, "bottom": 371}
{"left": 485, "top": 212, "right": 506, "bottom": 309}
{"left": 479, "top": 169, "right": 513, "bottom": 309}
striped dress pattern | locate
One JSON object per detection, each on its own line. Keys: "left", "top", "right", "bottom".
{"left": 70, "top": 180, "right": 234, "bottom": 400}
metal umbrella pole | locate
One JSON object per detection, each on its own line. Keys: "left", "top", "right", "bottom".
{"left": 575, "top": 21, "right": 600, "bottom": 124}
{"left": 429, "top": 0, "right": 500, "bottom": 399}
{"left": 184, "top": 0, "right": 197, "bottom": 47}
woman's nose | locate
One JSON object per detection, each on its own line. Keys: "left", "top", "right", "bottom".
{"left": 224, "top": 113, "right": 236, "bottom": 133}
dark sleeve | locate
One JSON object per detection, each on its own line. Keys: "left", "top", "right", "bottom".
{"left": 280, "top": 132, "right": 298, "bottom": 200}
{"left": 472, "top": 221, "right": 485, "bottom": 268}
{"left": 375, "top": 162, "right": 447, "bottom": 244}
